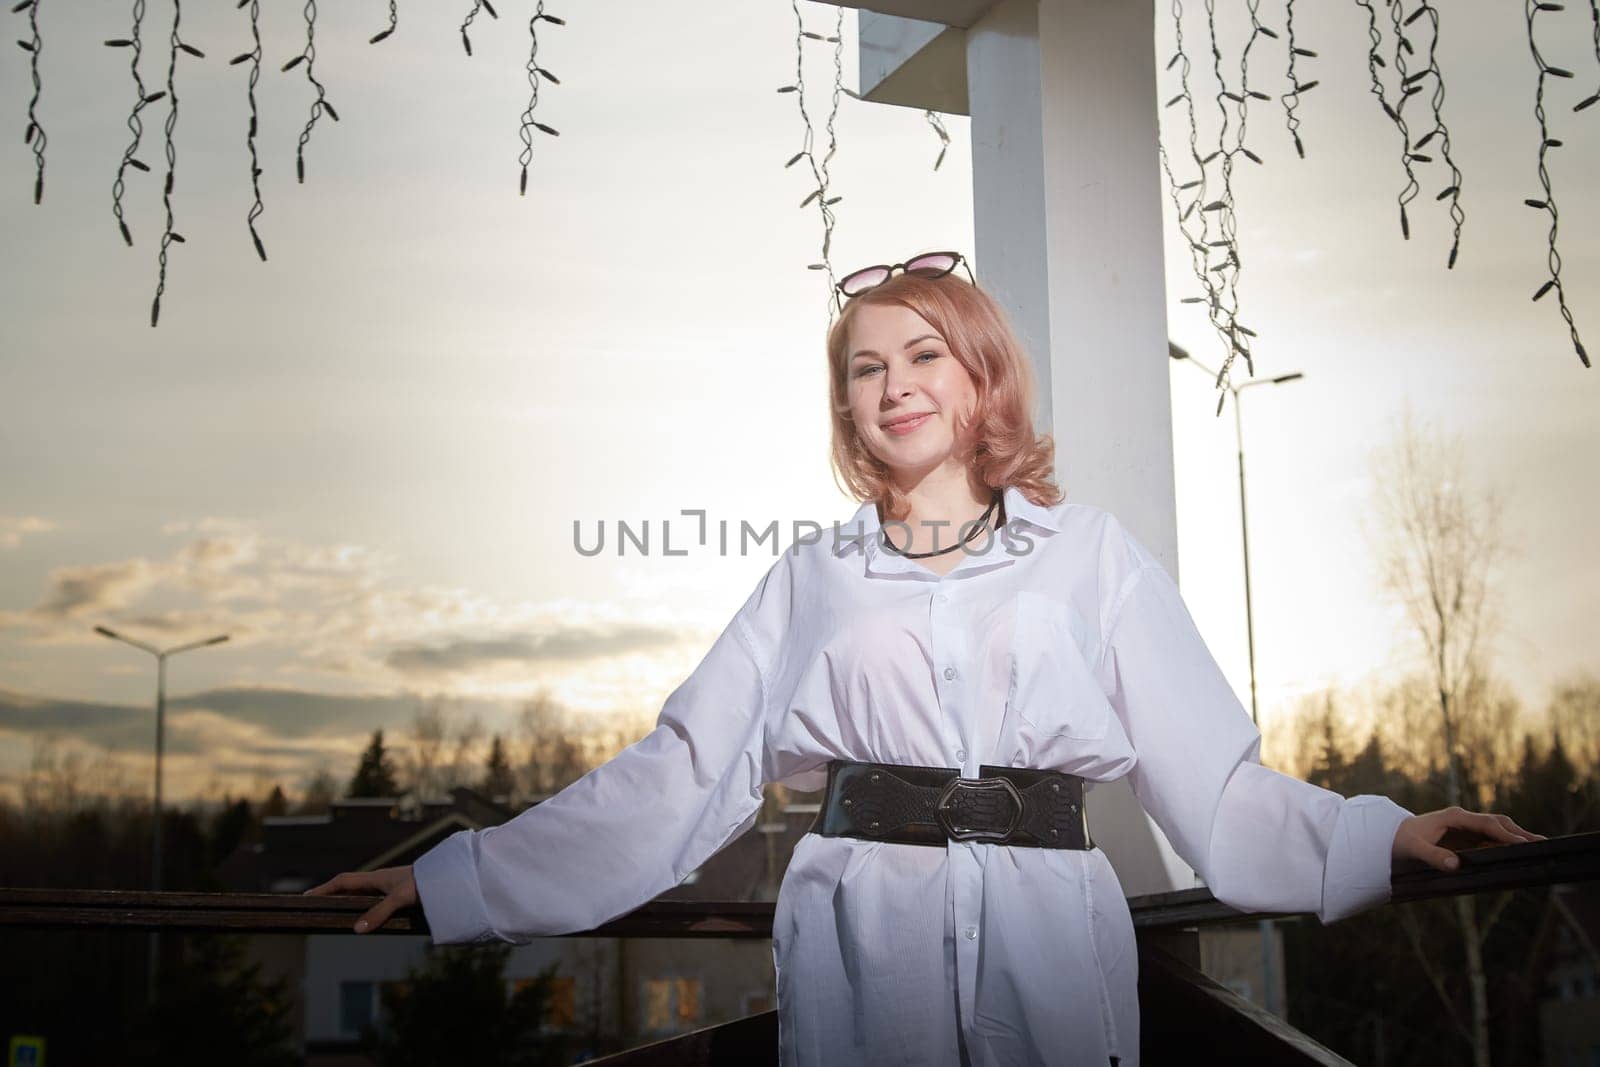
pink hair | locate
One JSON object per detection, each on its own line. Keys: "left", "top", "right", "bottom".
{"left": 825, "top": 270, "right": 1065, "bottom": 521}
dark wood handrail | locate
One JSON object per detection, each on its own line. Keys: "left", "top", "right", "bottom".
{"left": 3, "top": 831, "right": 1595, "bottom": 937}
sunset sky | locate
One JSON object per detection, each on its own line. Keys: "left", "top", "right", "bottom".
{"left": 2, "top": 1, "right": 1595, "bottom": 807}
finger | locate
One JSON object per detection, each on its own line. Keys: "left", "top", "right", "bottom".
{"left": 1420, "top": 844, "right": 1461, "bottom": 872}
{"left": 1494, "top": 813, "right": 1544, "bottom": 842}
{"left": 356, "top": 897, "right": 400, "bottom": 934}
{"left": 304, "top": 872, "right": 382, "bottom": 896}
{"left": 1469, "top": 812, "right": 1525, "bottom": 845}
{"left": 303, "top": 873, "right": 346, "bottom": 895}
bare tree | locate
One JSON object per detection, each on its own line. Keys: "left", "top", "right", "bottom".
{"left": 444, "top": 711, "right": 486, "bottom": 792}
{"left": 1367, "top": 409, "right": 1508, "bottom": 1067}
{"left": 1546, "top": 673, "right": 1600, "bottom": 775}
{"left": 514, "top": 690, "right": 590, "bottom": 796}
{"left": 1369, "top": 408, "right": 1507, "bottom": 808}
{"left": 20, "top": 736, "right": 138, "bottom": 818}
{"left": 404, "top": 696, "right": 451, "bottom": 798}
{"left": 296, "top": 767, "right": 339, "bottom": 814}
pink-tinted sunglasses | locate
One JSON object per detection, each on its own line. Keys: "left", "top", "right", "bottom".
{"left": 834, "top": 251, "right": 975, "bottom": 311}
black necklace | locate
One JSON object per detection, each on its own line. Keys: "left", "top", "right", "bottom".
{"left": 880, "top": 490, "right": 1003, "bottom": 559}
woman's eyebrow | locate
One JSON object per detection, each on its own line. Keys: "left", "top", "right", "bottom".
{"left": 849, "top": 334, "right": 944, "bottom": 361}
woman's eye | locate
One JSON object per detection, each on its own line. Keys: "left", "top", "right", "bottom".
{"left": 915, "top": 351, "right": 938, "bottom": 363}
{"left": 854, "top": 365, "right": 882, "bottom": 378}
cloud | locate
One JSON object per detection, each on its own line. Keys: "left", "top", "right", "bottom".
{"left": 161, "top": 518, "right": 258, "bottom": 537}
{"left": 0, "top": 677, "right": 661, "bottom": 806}
{"left": 0, "top": 684, "right": 483, "bottom": 747}
{"left": 33, "top": 559, "right": 163, "bottom": 620}
{"left": 0, "top": 516, "right": 55, "bottom": 549}
{"left": 385, "top": 622, "right": 681, "bottom": 677}
{"left": 0, "top": 525, "right": 715, "bottom": 704}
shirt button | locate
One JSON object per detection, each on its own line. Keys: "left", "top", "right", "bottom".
{"left": 943, "top": 666, "right": 958, "bottom": 681}
{"left": 935, "top": 593, "right": 948, "bottom": 604}
{"left": 964, "top": 926, "right": 978, "bottom": 941}
{"left": 956, "top": 749, "right": 967, "bottom": 762}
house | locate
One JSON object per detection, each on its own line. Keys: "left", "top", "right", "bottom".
{"left": 1535, "top": 883, "right": 1600, "bottom": 1067}
{"left": 217, "top": 785, "right": 818, "bottom": 1064}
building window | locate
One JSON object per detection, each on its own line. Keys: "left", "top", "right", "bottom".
{"left": 340, "top": 981, "right": 378, "bottom": 1037}
{"left": 642, "top": 977, "right": 703, "bottom": 1034}
{"left": 512, "top": 975, "right": 577, "bottom": 1030}
{"left": 547, "top": 975, "right": 577, "bottom": 1029}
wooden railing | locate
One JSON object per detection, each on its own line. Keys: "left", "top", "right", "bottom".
{"left": 4, "top": 832, "right": 1597, "bottom": 1066}
{"left": 4, "top": 831, "right": 1594, "bottom": 937}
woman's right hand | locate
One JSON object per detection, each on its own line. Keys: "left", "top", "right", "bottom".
{"left": 303, "top": 865, "right": 419, "bottom": 934}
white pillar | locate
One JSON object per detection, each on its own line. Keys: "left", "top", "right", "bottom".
{"left": 970, "top": 0, "right": 1189, "bottom": 897}
{"left": 837, "top": 0, "right": 1193, "bottom": 897}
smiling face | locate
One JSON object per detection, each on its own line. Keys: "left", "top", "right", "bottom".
{"left": 844, "top": 302, "right": 979, "bottom": 484}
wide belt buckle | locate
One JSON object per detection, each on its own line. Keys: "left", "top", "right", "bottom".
{"left": 935, "top": 775, "right": 1023, "bottom": 843}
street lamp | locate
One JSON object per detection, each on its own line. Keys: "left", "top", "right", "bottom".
{"left": 1169, "top": 342, "right": 1303, "bottom": 1020}
{"left": 94, "top": 624, "right": 229, "bottom": 1002}
{"left": 1168, "top": 343, "right": 1303, "bottom": 726}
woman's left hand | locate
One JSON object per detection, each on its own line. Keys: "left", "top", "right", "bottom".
{"left": 1393, "top": 806, "right": 1546, "bottom": 872}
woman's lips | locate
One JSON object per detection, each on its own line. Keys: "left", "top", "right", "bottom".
{"left": 883, "top": 413, "right": 933, "bottom": 435}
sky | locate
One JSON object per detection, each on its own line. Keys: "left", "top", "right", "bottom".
{"left": 1, "top": 0, "right": 1595, "bottom": 808}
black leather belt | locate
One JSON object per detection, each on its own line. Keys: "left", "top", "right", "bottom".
{"left": 809, "top": 758, "right": 1092, "bottom": 849}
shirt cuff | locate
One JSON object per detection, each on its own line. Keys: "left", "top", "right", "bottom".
{"left": 1318, "top": 795, "right": 1413, "bottom": 924}
{"left": 411, "top": 827, "right": 501, "bottom": 945}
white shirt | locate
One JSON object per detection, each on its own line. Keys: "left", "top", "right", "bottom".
{"left": 412, "top": 487, "right": 1413, "bottom": 1066}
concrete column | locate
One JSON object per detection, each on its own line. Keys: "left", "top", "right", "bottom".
{"left": 967, "top": 0, "right": 1190, "bottom": 897}
{"left": 838, "top": 0, "right": 1194, "bottom": 896}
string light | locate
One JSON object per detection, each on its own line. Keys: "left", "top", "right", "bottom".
{"left": 151, "top": 0, "right": 205, "bottom": 328}
{"left": 460, "top": 0, "right": 497, "bottom": 57}
{"left": 1355, "top": 0, "right": 1423, "bottom": 248}
{"left": 108, "top": 0, "right": 161, "bottom": 245}
{"left": 924, "top": 109, "right": 950, "bottom": 171}
{"left": 285, "top": 0, "right": 339, "bottom": 185}
{"left": 1388, "top": 2, "right": 1465, "bottom": 268}
{"left": 1210, "top": 0, "right": 1272, "bottom": 384}
{"left": 1279, "top": 0, "right": 1316, "bottom": 159}
{"left": 1525, "top": 0, "right": 1590, "bottom": 367}
{"left": 14, "top": 0, "right": 44, "bottom": 204}
{"left": 781, "top": 0, "right": 848, "bottom": 321}
{"left": 1392, "top": 1, "right": 1464, "bottom": 271}
{"left": 1580, "top": 0, "right": 1600, "bottom": 112}
{"left": 1160, "top": 0, "right": 1234, "bottom": 414}
{"left": 371, "top": 0, "right": 397, "bottom": 45}
{"left": 517, "top": 2, "right": 562, "bottom": 196}
{"left": 229, "top": 0, "right": 267, "bottom": 261}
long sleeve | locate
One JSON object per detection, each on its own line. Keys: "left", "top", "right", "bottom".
{"left": 412, "top": 589, "right": 774, "bottom": 945}
{"left": 1094, "top": 550, "right": 1412, "bottom": 925}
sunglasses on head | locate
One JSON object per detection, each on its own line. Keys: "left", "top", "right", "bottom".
{"left": 834, "top": 251, "right": 975, "bottom": 312}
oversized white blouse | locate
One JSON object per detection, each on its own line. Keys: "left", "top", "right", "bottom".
{"left": 412, "top": 486, "right": 1413, "bottom": 1066}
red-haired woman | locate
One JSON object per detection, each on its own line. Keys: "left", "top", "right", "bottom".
{"left": 308, "top": 253, "right": 1540, "bottom": 1066}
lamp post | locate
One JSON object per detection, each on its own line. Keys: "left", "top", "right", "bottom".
{"left": 94, "top": 625, "right": 229, "bottom": 1003}
{"left": 1168, "top": 342, "right": 1304, "bottom": 1019}
{"left": 1167, "top": 343, "right": 1304, "bottom": 726}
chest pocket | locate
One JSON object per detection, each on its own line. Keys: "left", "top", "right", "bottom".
{"left": 1006, "top": 591, "right": 1113, "bottom": 741}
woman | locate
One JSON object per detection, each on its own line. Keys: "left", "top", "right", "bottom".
{"left": 308, "top": 252, "right": 1541, "bottom": 1065}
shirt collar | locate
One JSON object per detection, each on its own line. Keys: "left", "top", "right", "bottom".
{"left": 833, "top": 485, "right": 1059, "bottom": 579}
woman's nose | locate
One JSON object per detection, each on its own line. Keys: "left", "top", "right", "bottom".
{"left": 881, "top": 366, "right": 914, "bottom": 399}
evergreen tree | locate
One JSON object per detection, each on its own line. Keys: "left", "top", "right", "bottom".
{"left": 261, "top": 784, "right": 289, "bottom": 818}
{"left": 208, "top": 797, "right": 255, "bottom": 868}
{"left": 125, "top": 932, "right": 299, "bottom": 1067}
{"left": 482, "top": 735, "right": 516, "bottom": 800}
{"left": 1307, "top": 711, "right": 1349, "bottom": 792}
{"left": 297, "top": 768, "right": 339, "bottom": 814}
{"left": 367, "top": 944, "right": 571, "bottom": 1067}
{"left": 350, "top": 728, "right": 401, "bottom": 798}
